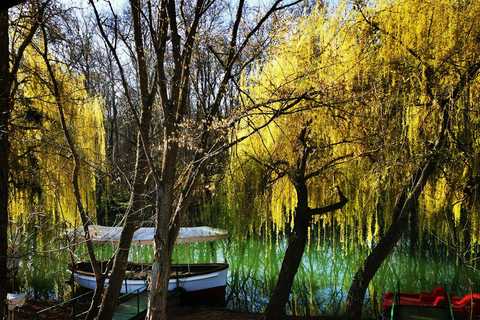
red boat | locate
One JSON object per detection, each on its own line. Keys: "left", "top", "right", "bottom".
{"left": 382, "top": 287, "right": 480, "bottom": 318}
{"left": 451, "top": 293, "right": 480, "bottom": 318}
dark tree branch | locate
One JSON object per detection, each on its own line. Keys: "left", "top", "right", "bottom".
{"left": 305, "top": 154, "right": 353, "bottom": 181}
{"left": 309, "top": 186, "right": 348, "bottom": 216}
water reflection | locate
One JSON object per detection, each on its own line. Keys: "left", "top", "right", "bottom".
{"left": 162, "top": 236, "right": 479, "bottom": 317}
{"left": 10, "top": 232, "right": 480, "bottom": 318}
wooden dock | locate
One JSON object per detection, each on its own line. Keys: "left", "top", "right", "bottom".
{"left": 112, "top": 291, "right": 148, "bottom": 320}
{"left": 112, "top": 288, "right": 183, "bottom": 320}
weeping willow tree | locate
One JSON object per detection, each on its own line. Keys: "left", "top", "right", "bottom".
{"left": 9, "top": 45, "right": 106, "bottom": 229}
{"left": 341, "top": 0, "right": 480, "bottom": 317}
{"left": 223, "top": 4, "right": 374, "bottom": 318}
{"left": 219, "top": 0, "right": 480, "bottom": 318}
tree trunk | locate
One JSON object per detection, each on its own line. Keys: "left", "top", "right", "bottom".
{"left": 343, "top": 159, "right": 436, "bottom": 319}
{"left": 147, "top": 189, "right": 174, "bottom": 320}
{"left": 0, "top": 4, "right": 43, "bottom": 316}
{"left": 263, "top": 211, "right": 310, "bottom": 320}
{"left": 0, "top": 8, "right": 10, "bottom": 319}
{"left": 263, "top": 188, "right": 348, "bottom": 320}
{"left": 97, "top": 127, "right": 151, "bottom": 320}
{"left": 263, "top": 124, "right": 349, "bottom": 320}
{"left": 0, "top": 1, "right": 24, "bottom": 11}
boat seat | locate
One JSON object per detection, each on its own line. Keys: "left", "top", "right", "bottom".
{"left": 423, "top": 296, "right": 446, "bottom": 307}
{"left": 452, "top": 293, "right": 480, "bottom": 317}
{"left": 419, "top": 287, "right": 446, "bottom": 303}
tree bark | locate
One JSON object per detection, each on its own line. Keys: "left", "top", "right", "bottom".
{"left": 343, "top": 162, "right": 434, "bottom": 319}
{"left": 0, "top": 0, "right": 24, "bottom": 11}
{"left": 263, "top": 208, "right": 311, "bottom": 320}
{"left": 148, "top": 187, "right": 175, "bottom": 320}
{"left": 96, "top": 87, "right": 152, "bottom": 320}
{"left": 263, "top": 186, "right": 348, "bottom": 320}
{"left": 0, "top": 8, "right": 10, "bottom": 319}
{"left": 0, "top": 4, "right": 44, "bottom": 316}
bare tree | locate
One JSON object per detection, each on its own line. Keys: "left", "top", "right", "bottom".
{"left": 82, "top": 0, "right": 302, "bottom": 319}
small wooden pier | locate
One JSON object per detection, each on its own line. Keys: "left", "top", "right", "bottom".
{"left": 112, "top": 291, "right": 148, "bottom": 320}
{"left": 35, "top": 286, "right": 183, "bottom": 320}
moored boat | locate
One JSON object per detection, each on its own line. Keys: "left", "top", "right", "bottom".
{"left": 69, "top": 261, "right": 229, "bottom": 297}
{"left": 66, "top": 225, "right": 230, "bottom": 298}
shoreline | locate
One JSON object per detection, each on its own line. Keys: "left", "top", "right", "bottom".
{"left": 11, "top": 300, "right": 376, "bottom": 320}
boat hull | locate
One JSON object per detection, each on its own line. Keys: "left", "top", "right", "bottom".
{"left": 72, "top": 272, "right": 147, "bottom": 294}
{"left": 167, "top": 266, "right": 228, "bottom": 299}
{"left": 69, "top": 261, "right": 229, "bottom": 298}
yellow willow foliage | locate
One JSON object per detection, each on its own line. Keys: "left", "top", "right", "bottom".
{"left": 230, "top": 4, "right": 371, "bottom": 240}
{"left": 345, "top": 0, "right": 480, "bottom": 246}
{"left": 230, "top": 5, "right": 364, "bottom": 238}
{"left": 226, "top": 0, "right": 480, "bottom": 248}
{"left": 9, "top": 47, "right": 106, "bottom": 226}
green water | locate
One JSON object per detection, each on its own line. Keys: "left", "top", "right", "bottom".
{"left": 9, "top": 233, "right": 480, "bottom": 318}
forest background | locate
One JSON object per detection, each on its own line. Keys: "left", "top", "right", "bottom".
{"left": 1, "top": 0, "right": 479, "bottom": 319}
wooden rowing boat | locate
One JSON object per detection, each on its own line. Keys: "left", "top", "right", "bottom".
{"left": 69, "top": 261, "right": 229, "bottom": 298}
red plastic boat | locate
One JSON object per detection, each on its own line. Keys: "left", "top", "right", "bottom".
{"left": 382, "top": 287, "right": 480, "bottom": 318}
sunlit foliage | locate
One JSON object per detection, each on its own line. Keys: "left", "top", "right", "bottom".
{"left": 9, "top": 46, "right": 106, "bottom": 227}
{"left": 218, "top": 0, "right": 480, "bottom": 256}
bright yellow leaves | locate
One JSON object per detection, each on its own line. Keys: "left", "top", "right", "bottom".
{"left": 226, "top": 0, "right": 480, "bottom": 251}
{"left": 9, "top": 47, "right": 105, "bottom": 226}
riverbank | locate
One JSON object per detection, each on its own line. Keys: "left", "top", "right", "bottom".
{"left": 12, "top": 300, "right": 375, "bottom": 320}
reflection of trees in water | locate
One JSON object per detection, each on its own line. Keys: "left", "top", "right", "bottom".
{"left": 226, "top": 236, "right": 480, "bottom": 317}
{"left": 10, "top": 230, "right": 480, "bottom": 317}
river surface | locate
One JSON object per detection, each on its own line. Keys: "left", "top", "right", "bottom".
{"left": 9, "top": 233, "right": 480, "bottom": 318}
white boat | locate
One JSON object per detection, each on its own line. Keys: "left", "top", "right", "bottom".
{"left": 66, "top": 225, "right": 230, "bottom": 298}
{"left": 6, "top": 293, "right": 26, "bottom": 310}
{"left": 65, "top": 225, "right": 229, "bottom": 245}
{"left": 6, "top": 293, "right": 26, "bottom": 320}
{"left": 69, "top": 261, "right": 149, "bottom": 294}
{"left": 167, "top": 263, "right": 229, "bottom": 299}
{"left": 69, "top": 261, "right": 229, "bottom": 298}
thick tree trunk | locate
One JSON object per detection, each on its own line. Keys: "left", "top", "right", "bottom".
{"left": 0, "top": 4, "right": 43, "bottom": 316}
{"left": 148, "top": 252, "right": 171, "bottom": 320}
{"left": 264, "top": 178, "right": 348, "bottom": 320}
{"left": 146, "top": 102, "right": 180, "bottom": 319}
{"left": 148, "top": 192, "right": 174, "bottom": 320}
{"left": 0, "top": 1, "right": 24, "bottom": 11}
{"left": 263, "top": 212, "right": 310, "bottom": 320}
{"left": 0, "top": 9, "right": 10, "bottom": 319}
{"left": 263, "top": 124, "right": 349, "bottom": 320}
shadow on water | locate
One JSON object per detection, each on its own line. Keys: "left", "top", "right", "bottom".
{"left": 8, "top": 226, "right": 480, "bottom": 318}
